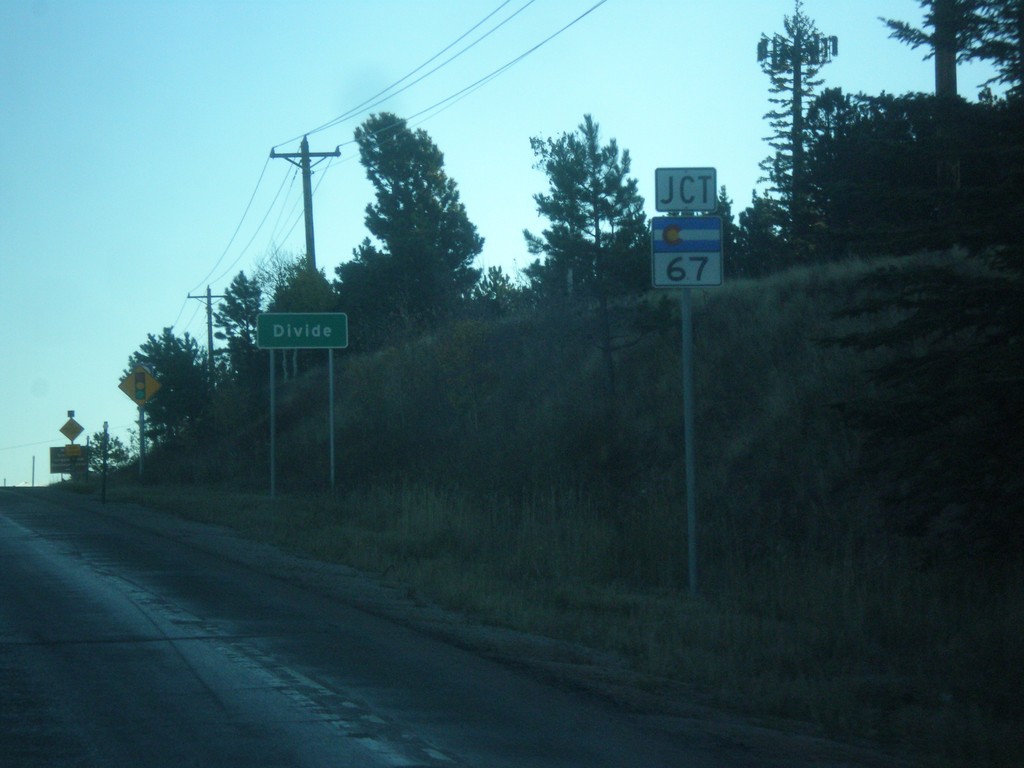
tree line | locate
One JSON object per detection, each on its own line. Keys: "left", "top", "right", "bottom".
{"left": 112, "top": 0, "right": 1022, "bottom": 557}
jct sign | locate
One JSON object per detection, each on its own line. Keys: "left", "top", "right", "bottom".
{"left": 655, "top": 167, "right": 717, "bottom": 212}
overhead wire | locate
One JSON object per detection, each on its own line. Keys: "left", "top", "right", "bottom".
{"left": 269, "top": 167, "right": 301, "bottom": 245}
{"left": 336, "top": 0, "right": 610, "bottom": 150}
{"left": 168, "top": 296, "right": 190, "bottom": 333}
{"left": 208, "top": 161, "right": 300, "bottom": 287}
{"left": 188, "top": 155, "right": 271, "bottom": 294}
{"left": 273, "top": 0, "right": 524, "bottom": 149}
{"left": 190, "top": 0, "right": 609, "bottom": 310}
{"left": 179, "top": 299, "right": 204, "bottom": 338}
{"left": 275, "top": 153, "right": 342, "bottom": 254}
{"left": 0, "top": 1, "right": 612, "bottom": 480}
{"left": 0, "top": 0, "right": 611, "bottom": 475}
{"left": 0, "top": 438, "right": 64, "bottom": 452}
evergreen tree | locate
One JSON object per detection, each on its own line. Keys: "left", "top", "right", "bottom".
{"left": 334, "top": 112, "right": 482, "bottom": 349}
{"left": 86, "top": 430, "right": 133, "bottom": 473}
{"left": 127, "top": 328, "right": 212, "bottom": 446}
{"left": 757, "top": 0, "right": 838, "bottom": 261}
{"left": 468, "top": 266, "right": 531, "bottom": 319}
{"left": 523, "top": 114, "right": 647, "bottom": 403}
{"left": 975, "top": 0, "right": 1024, "bottom": 100}
{"left": 266, "top": 257, "right": 336, "bottom": 379}
{"left": 268, "top": 262, "right": 334, "bottom": 313}
{"left": 832, "top": 247, "right": 1023, "bottom": 557}
{"left": 213, "top": 270, "right": 263, "bottom": 382}
{"left": 882, "top": 0, "right": 988, "bottom": 99}
{"left": 733, "top": 190, "right": 786, "bottom": 277}
{"left": 882, "top": 1, "right": 993, "bottom": 190}
{"left": 716, "top": 186, "right": 740, "bottom": 270}
{"left": 804, "top": 90, "right": 948, "bottom": 254}
{"left": 803, "top": 86, "right": 1023, "bottom": 253}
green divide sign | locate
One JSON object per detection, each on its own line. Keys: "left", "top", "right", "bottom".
{"left": 257, "top": 312, "right": 349, "bottom": 497}
{"left": 256, "top": 312, "right": 348, "bottom": 349}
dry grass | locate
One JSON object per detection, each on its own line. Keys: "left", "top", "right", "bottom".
{"left": 106, "top": 254, "right": 1022, "bottom": 768}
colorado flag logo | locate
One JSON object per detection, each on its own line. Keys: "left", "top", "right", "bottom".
{"left": 651, "top": 216, "right": 723, "bottom": 287}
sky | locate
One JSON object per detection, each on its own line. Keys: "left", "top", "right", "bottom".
{"left": 0, "top": 0, "right": 1000, "bottom": 487}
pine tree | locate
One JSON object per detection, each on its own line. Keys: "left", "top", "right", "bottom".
{"left": 975, "top": 0, "right": 1024, "bottom": 100}
{"left": 334, "top": 112, "right": 482, "bottom": 349}
{"left": 213, "top": 271, "right": 263, "bottom": 381}
{"left": 523, "top": 114, "right": 647, "bottom": 404}
{"left": 832, "top": 248, "right": 1023, "bottom": 557}
{"left": 757, "top": 0, "right": 838, "bottom": 261}
{"left": 882, "top": 0, "right": 988, "bottom": 100}
{"left": 127, "top": 329, "right": 212, "bottom": 446}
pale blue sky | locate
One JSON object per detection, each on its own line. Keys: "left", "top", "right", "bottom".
{"left": 0, "top": 0, "right": 998, "bottom": 486}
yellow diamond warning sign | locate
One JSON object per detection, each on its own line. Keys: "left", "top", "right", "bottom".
{"left": 60, "top": 418, "right": 84, "bottom": 442}
{"left": 119, "top": 365, "right": 161, "bottom": 406}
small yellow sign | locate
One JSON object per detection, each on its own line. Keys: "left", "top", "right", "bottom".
{"left": 119, "top": 365, "right": 161, "bottom": 406}
{"left": 60, "top": 418, "right": 84, "bottom": 443}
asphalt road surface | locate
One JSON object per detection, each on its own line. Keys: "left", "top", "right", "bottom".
{"left": 0, "top": 489, "right": 900, "bottom": 768}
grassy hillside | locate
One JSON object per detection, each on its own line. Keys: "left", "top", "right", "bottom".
{"left": 114, "top": 255, "right": 1021, "bottom": 767}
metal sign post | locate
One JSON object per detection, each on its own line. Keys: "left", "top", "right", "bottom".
{"left": 651, "top": 167, "right": 722, "bottom": 596}
{"left": 269, "top": 349, "right": 276, "bottom": 498}
{"left": 680, "top": 288, "right": 698, "bottom": 594}
{"left": 328, "top": 348, "right": 335, "bottom": 489}
{"left": 118, "top": 365, "right": 161, "bottom": 480}
{"left": 138, "top": 407, "right": 145, "bottom": 479}
{"left": 101, "top": 421, "right": 109, "bottom": 503}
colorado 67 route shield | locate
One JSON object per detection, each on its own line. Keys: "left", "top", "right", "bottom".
{"left": 651, "top": 216, "right": 723, "bottom": 288}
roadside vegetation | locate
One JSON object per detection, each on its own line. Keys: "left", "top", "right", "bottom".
{"left": 93, "top": 253, "right": 1020, "bottom": 768}
{"left": 79, "top": 3, "right": 1022, "bottom": 766}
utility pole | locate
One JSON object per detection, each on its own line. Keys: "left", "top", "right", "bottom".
{"left": 187, "top": 285, "right": 226, "bottom": 376}
{"left": 270, "top": 136, "right": 340, "bottom": 271}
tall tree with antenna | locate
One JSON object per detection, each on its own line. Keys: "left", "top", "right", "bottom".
{"left": 757, "top": 0, "right": 838, "bottom": 261}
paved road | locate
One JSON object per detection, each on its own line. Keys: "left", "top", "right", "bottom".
{"left": 0, "top": 489, "right": 894, "bottom": 767}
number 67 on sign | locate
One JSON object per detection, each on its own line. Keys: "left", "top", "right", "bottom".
{"left": 651, "top": 216, "right": 723, "bottom": 288}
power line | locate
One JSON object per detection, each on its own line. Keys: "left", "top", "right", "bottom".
{"left": 269, "top": 167, "right": 301, "bottom": 244}
{"left": 0, "top": 423, "right": 138, "bottom": 453}
{"left": 168, "top": 296, "right": 190, "bottom": 332}
{"left": 275, "top": 153, "right": 340, "bottom": 254}
{"left": 331, "top": 0, "right": 610, "bottom": 153}
{"left": 0, "top": 438, "right": 58, "bottom": 452}
{"left": 189, "top": 156, "right": 271, "bottom": 294}
{"left": 269, "top": 137, "right": 340, "bottom": 270}
{"left": 274, "top": 0, "right": 525, "bottom": 149}
{"left": 207, "top": 150, "right": 340, "bottom": 290}
{"left": 281, "top": 0, "right": 540, "bottom": 147}
{"left": 187, "top": 0, "right": 608, "bottom": 327}
{"left": 209, "top": 162, "right": 300, "bottom": 287}
{"left": 187, "top": 286, "right": 227, "bottom": 375}
{"left": 180, "top": 299, "right": 204, "bottom": 338}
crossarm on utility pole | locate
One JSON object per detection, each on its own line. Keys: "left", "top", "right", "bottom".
{"left": 270, "top": 135, "right": 341, "bottom": 271}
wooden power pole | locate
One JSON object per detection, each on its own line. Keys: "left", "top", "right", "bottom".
{"left": 270, "top": 136, "right": 340, "bottom": 271}
{"left": 187, "top": 285, "right": 226, "bottom": 376}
